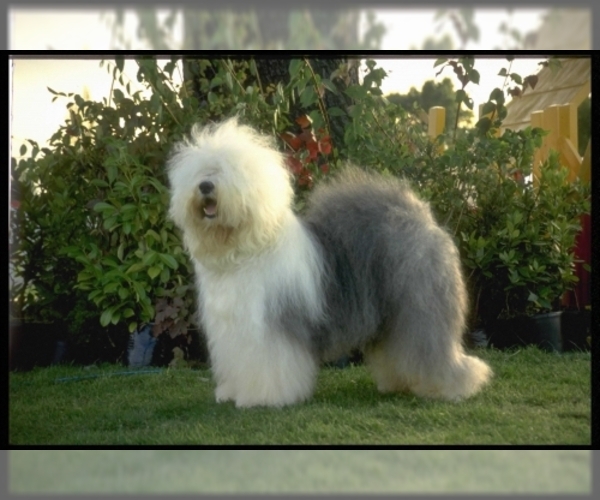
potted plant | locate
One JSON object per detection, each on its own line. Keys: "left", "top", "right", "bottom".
{"left": 460, "top": 149, "right": 590, "bottom": 352}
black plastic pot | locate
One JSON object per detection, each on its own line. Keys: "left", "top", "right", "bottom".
{"left": 9, "top": 321, "right": 68, "bottom": 371}
{"left": 486, "top": 311, "right": 563, "bottom": 353}
{"left": 561, "top": 310, "right": 591, "bottom": 352}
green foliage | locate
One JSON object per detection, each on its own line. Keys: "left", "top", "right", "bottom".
{"left": 423, "top": 56, "right": 589, "bottom": 322}
{"left": 456, "top": 145, "right": 589, "bottom": 322}
{"left": 10, "top": 55, "right": 590, "bottom": 353}
{"left": 329, "top": 58, "right": 590, "bottom": 326}
{"left": 11, "top": 59, "right": 200, "bottom": 340}
{"left": 386, "top": 78, "right": 474, "bottom": 130}
{"left": 9, "top": 56, "right": 357, "bottom": 350}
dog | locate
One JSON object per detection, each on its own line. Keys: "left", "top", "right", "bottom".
{"left": 167, "top": 117, "right": 492, "bottom": 407}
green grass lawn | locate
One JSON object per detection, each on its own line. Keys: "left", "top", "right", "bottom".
{"left": 9, "top": 449, "right": 591, "bottom": 494}
{"left": 9, "top": 347, "right": 590, "bottom": 445}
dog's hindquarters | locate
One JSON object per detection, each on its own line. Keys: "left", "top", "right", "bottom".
{"left": 306, "top": 169, "right": 492, "bottom": 400}
{"left": 364, "top": 222, "right": 492, "bottom": 400}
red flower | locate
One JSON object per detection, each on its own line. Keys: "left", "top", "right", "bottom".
{"left": 295, "top": 115, "right": 312, "bottom": 129}
{"left": 318, "top": 136, "right": 332, "bottom": 155}
{"left": 280, "top": 131, "right": 302, "bottom": 151}
{"left": 286, "top": 156, "right": 304, "bottom": 175}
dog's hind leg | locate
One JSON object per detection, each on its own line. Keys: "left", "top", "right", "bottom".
{"left": 365, "top": 262, "right": 492, "bottom": 401}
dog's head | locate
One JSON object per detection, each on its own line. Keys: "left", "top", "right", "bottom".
{"left": 167, "top": 117, "right": 295, "bottom": 264}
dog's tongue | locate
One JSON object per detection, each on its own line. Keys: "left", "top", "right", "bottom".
{"left": 204, "top": 201, "right": 217, "bottom": 217}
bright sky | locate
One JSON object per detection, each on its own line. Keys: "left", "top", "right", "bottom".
{"left": 9, "top": 8, "right": 547, "bottom": 160}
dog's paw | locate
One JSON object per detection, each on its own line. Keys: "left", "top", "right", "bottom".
{"left": 215, "top": 385, "right": 235, "bottom": 404}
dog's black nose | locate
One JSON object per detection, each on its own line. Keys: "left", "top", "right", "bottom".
{"left": 199, "top": 181, "right": 214, "bottom": 195}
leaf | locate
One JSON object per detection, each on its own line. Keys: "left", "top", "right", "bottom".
{"left": 126, "top": 262, "right": 145, "bottom": 274}
{"left": 132, "top": 281, "right": 147, "bottom": 300}
{"left": 344, "top": 85, "right": 367, "bottom": 101}
{"left": 299, "top": 86, "right": 316, "bottom": 108}
{"left": 548, "top": 58, "right": 562, "bottom": 74}
{"left": 455, "top": 89, "right": 467, "bottom": 105}
{"left": 113, "top": 88, "right": 124, "bottom": 102}
{"left": 467, "top": 69, "right": 480, "bottom": 85}
{"left": 145, "top": 229, "right": 161, "bottom": 242}
{"left": 117, "top": 243, "right": 125, "bottom": 262}
{"left": 90, "top": 179, "right": 110, "bottom": 188}
{"left": 510, "top": 73, "right": 523, "bottom": 85}
{"left": 320, "top": 78, "right": 338, "bottom": 93}
{"left": 249, "top": 58, "right": 258, "bottom": 76}
{"left": 100, "top": 308, "right": 113, "bottom": 327}
{"left": 289, "top": 59, "right": 303, "bottom": 78}
{"left": 524, "top": 74, "right": 538, "bottom": 90}
{"left": 327, "top": 106, "right": 346, "bottom": 117}
{"left": 103, "top": 282, "right": 120, "bottom": 294}
{"left": 481, "top": 101, "right": 496, "bottom": 116}
{"left": 508, "top": 87, "right": 522, "bottom": 98}
{"left": 103, "top": 216, "right": 119, "bottom": 231}
{"left": 148, "top": 266, "right": 161, "bottom": 279}
{"left": 224, "top": 72, "right": 233, "bottom": 90}
{"left": 489, "top": 88, "right": 505, "bottom": 105}
{"left": 93, "top": 202, "right": 115, "bottom": 213}
{"left": 433, "top": 58, "right": 447, "bottom": 68}
{"left": 142, "top": 251, "right": 157, "bottom": 266}
{"left": 158, "top": 253, "right": 179, "bottom": 270}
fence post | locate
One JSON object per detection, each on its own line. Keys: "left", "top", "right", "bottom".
{"left": 533, "top": 104, "right": 583, "bottom": 185}
{"left": 428, "top": 106, "right": 445, "bottom": 138}
{"left": 530, "top": 110, "right": 544, "bottom": 185}
{"left": 579, "top": 140, "right": 590, "bottom": 184}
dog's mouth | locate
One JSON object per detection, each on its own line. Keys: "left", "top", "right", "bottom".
{"left": 202, "top": 198, "right": 217, "bottom": 219}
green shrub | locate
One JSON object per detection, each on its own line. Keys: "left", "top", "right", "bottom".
{"left": 9, "top": 57, "right": 352, "bottom": 356}
{"left": 333, "top": 56, "right": 590, "bottom": 327}
{"left": 10, "top": 55, "right": 589, "bottom": 356}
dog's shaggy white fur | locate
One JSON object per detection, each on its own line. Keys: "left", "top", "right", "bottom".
{"left": 168, "top": 117, "right": 492, "bottom": 407}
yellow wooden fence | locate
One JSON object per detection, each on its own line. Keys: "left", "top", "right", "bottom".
{"left": 426, "top": 104, "right": 590, "bottom": 185}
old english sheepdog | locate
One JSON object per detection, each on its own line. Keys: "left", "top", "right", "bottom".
{"left": 167, "top": 117, "right": 492, "bottom": 407}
